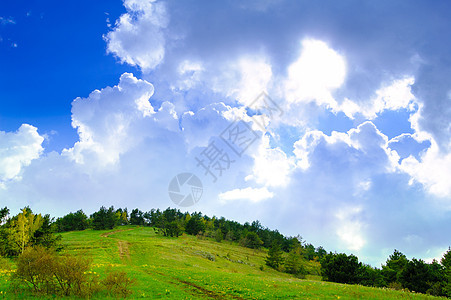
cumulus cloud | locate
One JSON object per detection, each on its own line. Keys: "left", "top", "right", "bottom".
{"left": 340, "top": 77, "right": 416, "bottom": 119}
{"left": 0, "top": 124, "right": 44, "bottom": 184}
{"left": 63, "top": 73, "right": 159, "bottom": 167}
{"left": 400, "top": 141, "right": 451, "bottom": 200}
{"left": 294, "top": 121, "right": 398, "bottom": 175}
{"left": 104, "top": 0, "right": 168, "bottom": 72}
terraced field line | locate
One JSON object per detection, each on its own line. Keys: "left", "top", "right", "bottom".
{"left": 100, "top": 227, "right": 134, "bottom": 237}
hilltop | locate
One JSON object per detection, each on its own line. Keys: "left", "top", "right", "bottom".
{"left": 0, "top": 225, "right": 442, "bottom": 299}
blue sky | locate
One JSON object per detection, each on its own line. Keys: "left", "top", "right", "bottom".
{"left": 1, "top": 0, "right": 451, "bottom": 267}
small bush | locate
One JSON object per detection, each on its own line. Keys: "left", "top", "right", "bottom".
{"left": 53, "top": 254, "right": 92, "bottom": 296}
{"left": 0, "top": 255, "right": 12, "bottom": 271}
{"left": 102, "top": 270, "right": 136, "bottom": 298}
{"left": 193, "top": 250, "right": 215, "bottom": 261}
{"left": 12, "top": 246, "right": 57, "bottom": 294}
{"left": 11, "top": 246, "right": 134, "bottom": 298}
{"left": 388, "top": 281, "right": 403, "bottom": 290}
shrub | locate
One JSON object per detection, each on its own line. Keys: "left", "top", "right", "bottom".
{"left": 102, "top": 270, "right": 136, "bottom": 298}
{"left": 11, "top": 246, "right": 134, "bottom": 298}
{"left": 53, "top": 254, "right": 92, "bottom": 296}
{"left": 388, "top": 281, "right": 403, "bottom": 290}
{"left": 214, "top": 228, "right": 223, "bottom": 242}
{"left": 12, "top": 246, "right": 57, "bottom": 294}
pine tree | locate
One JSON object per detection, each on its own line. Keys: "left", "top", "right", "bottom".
{"left": 442, "top": 247, "right": 451, "bottom": 296}
{"left": 285, "top": 246, "right": 306, "bottom": 276}
{"left": 265, "top": 242, "right": 284, "bottom": 270}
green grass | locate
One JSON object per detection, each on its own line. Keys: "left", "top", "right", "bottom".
{"left": 0, "top": 226, "right": 444, "bottom": 299}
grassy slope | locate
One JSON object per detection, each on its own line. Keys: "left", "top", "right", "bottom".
{"left": 0, "top": 226, "right": 444, "bottom": 299}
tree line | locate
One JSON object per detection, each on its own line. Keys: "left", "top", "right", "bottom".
{"left": 54, "top": 206, "right": 325, "bottom": 256}
{"left": 318, "top": 249, "right": 451, "bottom": 297}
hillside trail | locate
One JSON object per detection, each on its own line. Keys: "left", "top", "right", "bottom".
{"left": 100, "top": 228, "right": 134, "bottom": 261}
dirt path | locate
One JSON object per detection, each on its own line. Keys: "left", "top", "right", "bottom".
{"left": 100, "top": 228, "right": 134, "bottom": 261}
{"left": 117, "top": 240, "right": 130, "bottom": 260}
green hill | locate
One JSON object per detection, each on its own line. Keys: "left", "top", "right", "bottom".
{"left": 0, "top": 226, "right": 443, "bottom": 299}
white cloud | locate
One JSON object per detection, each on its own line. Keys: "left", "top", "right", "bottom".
{"left": 227, "top": 57, "right": 273, "bottom": 105}
{"left": 284, "top": 39, "right": 346, "bottom": 107}
{"left": 180, "top": 102, "right": 252, "bottom": 150}
{"left": 390, "top": 96, "right": 451, "bottom": 199}
{"left": 181, "top": 55, "right": 273, "bottom": 106}
{"left": 218, "top": 187, "right": 273, "bottom": 203}
{"left": 246, "top": 134, "right": 294, "bottom": 187}
{"left": 104, "top": 0, "right": 168, "bottom": 72}
{"left": 399, "top": 140, "right": 451, "bottom": 199}
{"left": 340, "top": 77, "right": 416, "bottom": 119}
{"left": 294, "top": 121, "right": 398, "bottom": 174}
{"left": 175, "top": 60, "right": 204, "bottom": 90}
{"left": 63, "top": 72, "right": 180, "bottom": 168}
{"left": 0, "top": 124, "right": 44, "bottom": 184}
{"left": 335, "top": 206, "right": 365, "bottom": 251}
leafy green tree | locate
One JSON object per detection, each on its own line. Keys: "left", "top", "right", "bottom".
{"left": 320, "top": 253, "right": 361, "bottom": 284}
{"left": 304, "top": 243, "right": 316, "bottom": 260}
{"left": 442, "top": 248, "right": 451, "bottom": 296}
{"left": 115, "top": 208, "right": 129, "bottom": 225}
{"left": 316, "top": 246, "right": 327, "bottom": 259}
{"left": 31, "top": 214, "right": 62, "bottom": 250}
{"left": 163, "top": 220, "right": 183, "bottom": 237}
{"left": 427, "top": 259, "right": 445, "bottom": 296}
{"left": 0, "top": 207, "right": 9, "bottom": 225}
{"left": 266, "top": 242, "right": 284, "bottom": 270}
{"left": 241, "top": 231, "right": 263, "bottom": 249}
{"left": 129, "top": 209, "right": 145, "bottom": 226}
{"left": 399, "top": 258, "right": 432, "bottom": 293}
{"left": 55, "top": 210, "right": 89, "bottom": 232}
{"left": 284, "top": 245, "right": 306, "bottom": 276}
{"left": 7, "top": 208, "right": 44, "bottom": 255}
{"left": 381, "top": 249, "right": 408, "bottom": 285}
{"left": 185, "top": 216, "right": 206, "bottom": 236}
{"left": 90, "top": 206, "right": 119, "bottom": 230}
{"left": 358, "top": 264, "right": 385, "bottom": 287}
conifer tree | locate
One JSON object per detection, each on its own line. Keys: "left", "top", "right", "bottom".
{"left": 265, "top": 242, "right": 284, "bottom": 270}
